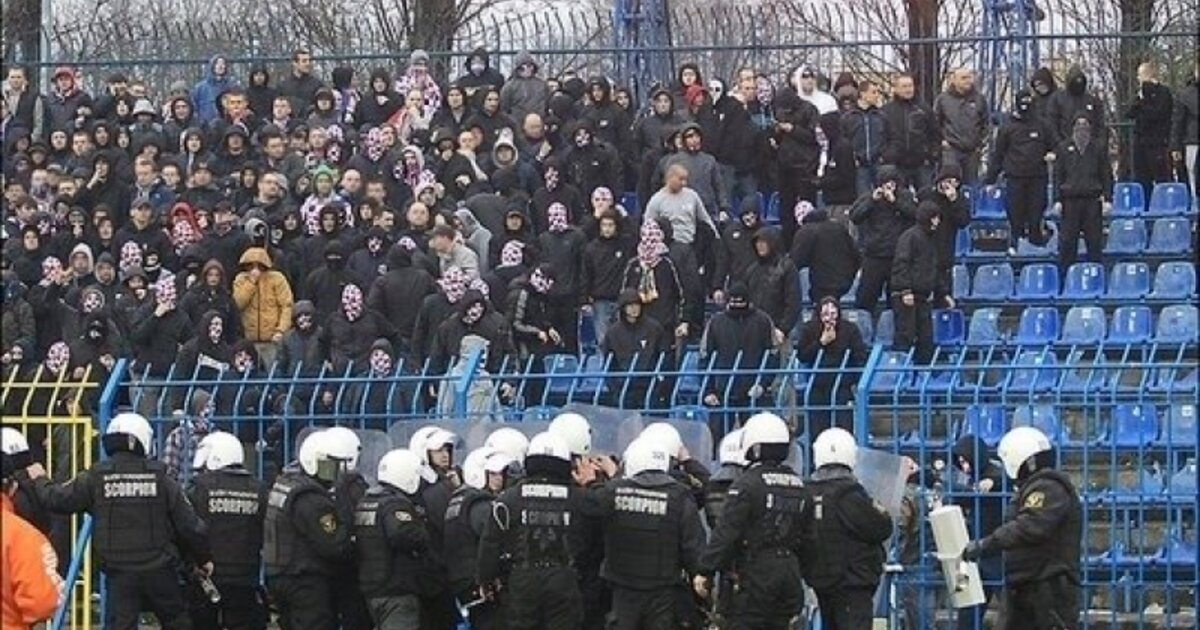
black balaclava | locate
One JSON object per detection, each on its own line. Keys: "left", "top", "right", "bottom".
{"left": 1072, "top": 116, "right": 1092, "bottom": 152}
{"left": 1014, "top": 89, "right": 1034, "bottom": 119}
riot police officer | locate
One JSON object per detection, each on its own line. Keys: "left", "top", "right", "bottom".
{"left": 31, "top": 412, "right": 212, "bottom": 630}
{"left": 694, "top": 412, "right": 810, "bottom": 630}
{"left": 703, "top": 429, "right": 746, "bottom": 529}
{"left": 589, "top": 437, "right": 705, "bottom": 630}
{"left": 263, "top": 429, "right": 354, "bottom": 630}
{"left": 0, "top": 427, "right": 51, "bottom": 534}
{"left": 485, "top": 427, "right": 531, "bottom": 463}
{"left": 323, "top": 427, "right": 373, "bottom": 630}
{"left": 803, "top": 427, "right": 894, "bottom": 630}
{"left": 354, "top": 448, "right": 432, "bottom": 630}
{"left": 962, "top": 426, "right": 1082, "bottom": 630}
{"left": 639, "top": 422, "right": 711, "bottom": 508}
{"left": 477, "top": 431, "right": 590, "bottom": 630}
{"left": 444, "top": 447, "right": 516, "bottom": 630}
{"left": 409, "top": 425, "right": 462, "bottom": 630}
{"left": 188, "top": 431, "right": 268, "bottom": 630}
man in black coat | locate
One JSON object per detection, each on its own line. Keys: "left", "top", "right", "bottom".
{"left": 746, "top": 229, "right": 800, "bottom": 340}
{"left": 790, "top": 203, "right": 860, "bottom": 304}
{"left": 919, "top": 165, "right": 972, "bottom": 300}
{"left": 601, "top": 289, "right": 669, "bottom": 408}
{"left": 985, "top": 90, "right": 1056, "bottom": 252}
{"left": 700, "top": 283, "right": 777, "bottom": 438}
{"left": 1052, "top": 113, "right": 1112, "bottom": 272}
{"left": 1045, "top": 65, "right": 1106, "bottom": 145}
{"left": 771, "top": 87, "right": 822, "bottom": 247}
{"left": 1126, "top": 61, "right": 1175, "bottom": 195}
{"left": 796, "top": 297, "right": 868, "bottom": 435}
{"left": 366, "top": 244, "right": 435, "bottom": 358}
{"left": 880, "top": 73, "right": 940, "bottom": 192}
{"left": 848, "top": 165, "right": 916, "bottom": 313}
{"left": 891, "top": 201, "right": 949, "bottom": 365}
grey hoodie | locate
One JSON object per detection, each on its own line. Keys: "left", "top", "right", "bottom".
{"left": 933, "top": 84, "right": 989, "bottom": 153}
{"left": 454, "top": 208, "right": 494, "bottom": 274}
{"left": 499, "top": 51, "right": 549, "bottom": 124}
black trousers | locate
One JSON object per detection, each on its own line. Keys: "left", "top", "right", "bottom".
{"left": 191, "top": 582, "right": 267, "bottom": 630}
{"left": 1007, "top": 176, "right": 1049, "bottom": 245}
{"left": 333, "top": 571, "right": 373, "bottom": 630}
{"left": 778, "top": 168, "right": 818, "bottom": 250}
{"left": 1004, "top": 578, "right": 1079, "bottom": 630}
{"left": 893, "top": 294, "right": 934, "bottom": 365}
{"left": 504, "top": 567, "right": 582, "bottom": 630}
{"left": 815, "top": 587, "right": 875, "bottom": 630}
{"left": 268, "top": 574, "right": 336, "bottom": 630}
{"left": 856, "top": 256, "right": 892, "bottom": 313}
{"left": 609, "top": 586, "right": 676, "bottom": 630}
{"left": 106, "top": 567, "right": 192, "bottom": 630}
{"left": 546, "top": 300, "right": 581, "bottom": 355}
{"left": 1058, "top": 197, "right": 1103, "bottom": 271}
{"left": 726, "top": 556, "right": 804, "bottom": 630}
{"left": 1132, "top": 142, "right": 1172, "bottom": 196}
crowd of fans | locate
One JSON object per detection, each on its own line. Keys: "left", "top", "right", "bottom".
{"left": 2, "top": 48, "right": 1198, "bottom": 423}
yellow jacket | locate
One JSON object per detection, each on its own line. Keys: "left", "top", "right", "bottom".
{"left": 232, "top": 248, "right": 294, "bottom": 342}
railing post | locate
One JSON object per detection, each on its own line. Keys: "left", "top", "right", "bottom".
{"left": 853, "top": 344, "right": 885, "bottom": 443}
{"left": 453, "top": 346, "right": 487, "bottom": 420}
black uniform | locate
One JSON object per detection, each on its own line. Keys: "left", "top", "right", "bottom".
{"left": 987, "top": 93, "right": 1056, "bottom": 247}
{"left": 188, "top": 467, "right": 268, "bottom": 630}
{"left": 586, "top": 471, "right": 705, "bottom": 630}
{"left": 34, "top": 451, "right": 212, "bottom": 630}
{"left": 417, "top": 473, "right": 461, "bottom": 630}
{"left": 975, "top": 469, "right": 1082, "bottom": 630}
{"left": 848, "top": 166, "right": 917, "bottom": 313}
{"left": 263, "top": 468, "right": 353, "bottom": 630}
{"left": 802, "top": 465, "right": 894, "bottom": 630}
{"left": 477, "top": 470, "right": 586, "bottom": 630}
{"left": 698, "top": 461, "right": 811, "bottom": 630}
{"left": 443, "top": 486, "right": 497, "bottom": 630}
{"left": 890, "top": 203, "right": 945, "bottom": 365}
{"left": 354, "top": 483, "right": 431, "bottom": 630}
{"left": 332, "top": 472, "right": 373, "bottom": 630}
{"left": 1052, "top": 130, "right": 1112, "bottom": 271}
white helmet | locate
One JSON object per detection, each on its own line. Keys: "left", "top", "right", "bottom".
{"left": 812, "top": 427, "right": 858, "bottom": 470}
{"left": 298, "top": 430, "right": 328, "bottom": 477}
{"left": 1, "top": 427, "right": 30, "bottom": 455}
{"left": 718, "top": 429, "right": 747, "bottom": 467}
{"left": 623, "top": 437, "right": 670, "bottom": 477}
{"left": 640, "top": 422, "right": 683, "bottom": 459}
{"left": 409, "top": 426, "right": 457, "bottom": 457}
{"left": 526, "top": 431, "right": 572, "bottom": 463}
{"left": 485, "top": 427, "right": 530, "bottom": 461}
{"left": 996, "top": 426, "right": 1052, "bottom": 480}
{"left": 202, "top": 431, "right": 244, "bottom": 471}
{"left": 107, "top": 412, "right": 154, "bottom": 455}
{"left": 740, "top": 412, "right": 790, "bottom": 459}
{"left": 322, "top": 426, "right": 361, "bottom": 471}
{"left": 548, "top": 412, "right": 592, "bottom": 455}
{"left": 462, "top": 447, "right": 498, "bottom": 490}
{"left": 376, "top": 449, "right": 423, "bottom": 494}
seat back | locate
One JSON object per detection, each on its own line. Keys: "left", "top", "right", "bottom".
{"left": 843, "top": 309, "right": 874, "bottom": 344}
{"left": 1112, "top": 182, "right": 1146, "bottom": 216}
{"left": 972, "top": 263, "right": 1014, "bottom": 299}
{"left": 1015, "top": 307, "right": 1060, "bottom": 344}
{"left": 952, "top": 264, "right": 970, "bottom": 300}
{"left": 962, "top": 405, "right": 1007, "bottom": 446}
{"left": 1017, "top": 263, "right": 1059, "bottom": 299}
{"left": 1148, "top": 182, "right": 1190, "bottom": 216}
{"left": 1063, "top": 262, "right": 1105, "bottom": 298}
{"left": 1062, "top": 306, "right": 1106, "bottom": 344}
{"left": 1014, "top": 404, "right": 1068, "bottom": 443}
{"left": 1147, "top": 218, "right": 1193, "bottom": 253}
{"left": 974, "top": 184, "right": 1007, "bottom": 219}
{"left": 1152, "top": 262, "right": 1196, "bottom": 299}
{"left": 1104, "top": 218, "right": 1147, "bottom": 253}
{"left": 967, "top": 308, "right": 1004, "bottom": 345}
{"left": 1162, "top": 404, "right": 1197, "bottom": 446}
{"left": 933, "top": 309, "right": 965, "bottom": 345}
{"left": 1110, "top": 404, "right": 1159, "bottom": 447}
{"left": 1109, "top": 306, "right": 1153, "bottom": 344}
{"left": 876, "top": 310, "right": 896, "bottom": 347}
{"left": 1108, "top": 262, "right": 1150, "bottom": 298}
{"left": 1155, "top": 304, "right": 1200, "bottom": 344}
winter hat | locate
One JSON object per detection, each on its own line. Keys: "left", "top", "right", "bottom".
{"left": 409, "top": 49, "right": 431, "bottom": 66}
{"left": 44, "top": 342, "right": 70, "bottom": 375}
{"left": 936, "top": 163, "right": 962, "bottom": 184}
{"left": 499, "top": 241, "right": 525, "bottom": 268}
{"left": 132, "top": 99, "right": 156, "bottom": 118}
{"left": 369, "top": 339, "right": 394, "bottom": 376}
{"left": 341, "top": 284, "right": 364, "bottom": 322}
{"left": 547, "top": 203, "right": 570, "bottom": 233}
{"left": 727, "top": 282, "right": 750, "bottom": 309}
{"left": 638, "top": 221, "right": 667, "bottom": 266}
{"left": 438, "top": 267, "right": 468, "bottom": 303}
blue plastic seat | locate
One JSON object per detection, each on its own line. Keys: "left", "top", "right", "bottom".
{"left": 1014, "top": 405, "right": 1069, "bottom": 443}
{"left": 1062, "top": 262, "right": 1105, "bottom": 299}
{"left": 875, "top": 310, "right": 895, "bottom": 347}
{"left": 1012, "top": 307, "right": 1059, "bottom": 345}
{"left": 671, "top": 405, "right": 710, "bottom": 424}
{"left": 1104, "top": 218, "right": 1147, "bottom": 254}
{"left": 973, "top": 184, "right": 1007, "bottom": 220}
{"left": 1111, "top": 182, "right": 1146, "bottom": 216}
{"left": 522, "top": 405, "right": 558, "bottom": 422}
{"left": 1101, "top": 404, "right": 1159, "bottom": 447}
{"left": 967, "top": 308, "right": 1004, "bottom": 345}
{"left": 1060, "top": 350, "right": 1110, "bottom": 392}
{"left": 869, "top": 351, "right": 912, "bottom": 393}
{"left": 1016, "top": 263, "right": 1059, "bottom": 300}
{"left": 1157, "top": 404, "right": 1197, "bottom": 446}
{"left": 952, "top": 264, "right": 970, "bottom": 300}
{"left": 933, "top": 309, "right": 965, "bottom": 346}
{"left": 578, "top": 311, "right": 597, "bottom": 351}
{"left": 1061, "top": 306, "right": 1106, "bottom": 345}
{"left": 543, "top": 354, "right": 582, "bottom": 395}
{"left": 843, "top": 309, "right": 874, "bottom": 344}
{"left": 1146, "top": 218, "right": 1193, "bottom": 254}
{"left": 1106, "top": 262, "right": 1151, "bottom": 299}
{"left": 960, "top": 405, "right": 1007, "bottom": 446}
{"left": 1155, "top": 304, "right": 1200, "bottom": 344}
{"left": 1108, "top": 306, "right": 1153, "bottom": 344}
{"left": 971, "top": 263, "right": 1014, "bottom": 300}
{"left": 1010, "top": 351, "right": 1059, "bottom": 391}
{"left": 1147, "top": 182, "right": 1191, "bottom": 216}
{"left": 1150, "top": 262, "right": 1197, "bottom": 300}
{"left": 954, "top": 229, "right": 971, "bottom": 257}
{"left": 620, "top": 192, "right": 639, "bottom": 215}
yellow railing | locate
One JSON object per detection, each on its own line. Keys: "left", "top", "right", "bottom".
{"left": 2, "top": 365, "right": 99, "bottom": 630}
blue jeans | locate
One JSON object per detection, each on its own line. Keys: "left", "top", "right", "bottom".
{"left": 591, "top": 300, "right": 617, "bottom": 348}
{"left": 856, "top": 164, "right": 880, "bottom": 197}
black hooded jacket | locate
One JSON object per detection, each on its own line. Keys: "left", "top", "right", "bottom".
{"left": 796, "top": 298, "right": 868, "bottom": 388}
{"left": 366, "top": 244, "right": 436, "bottom": 349}
{"left": 246, "top": 65, "right": 278, "bottom": 120}
{"left": 602, "top": 290, "right": 669, "bottom": 374}
{"left": 303, "top": 240, "right": 365, "bottom": 321}
{"left": 1029, "top": 67, "right": 1058, "bottom": 133}
{"left": 176, "top": 310, "right": 233, "bottom": 384}
{"left": 582, "top": 77, "right": 633, "bottom": 155}
{"left": 428, "top": 290, "right": 509, "bottom": 375}
{"left": 772, "top": 87, "right": 822, "bottom": 174}
{"left": 746, "top": 229, "right": 800, "bottom": 333}
{"left": 456, "top": 48, "right": 507, "bottom": 100}
{"left": 716, "top": 197, "right": 763, "bottom": 287}
{"left": 891, "top": 204, "right": 945, "bottom": 298}
{"left": 354, "top": 68, "right": 404, "bottom": 127}
{"left": 633, "top": 88, "right": 683, "bottom": 158}
{"left": 790, "top": 209, "right": 860, "bottom": 300}
{"left": 848, "top": 166, "right": 917, "bottom": 259}
{"left": 581, "top": 222, "right": 635, "bottom": 303}
{"left": 1045, "top": 66, "right": 1107, "bottom": 145}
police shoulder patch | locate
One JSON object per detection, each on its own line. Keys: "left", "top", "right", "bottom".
{"left": 396, "top": 510, "right": 413, "bottom": 522}
{"left": 1023, "top": 491, "right": 1045, "bottom": 509}
{"left": 319, "top": 513, "right": 338, "bottom": 534}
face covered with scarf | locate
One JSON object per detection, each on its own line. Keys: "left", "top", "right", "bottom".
{"left": 529, "top": 266, "right": 554, "bottom": 294}
{"left": 45, "top": 341, "right": 70, "bottom": 375}
{"left": 638, "top": 221, "right": 667, "bottom": 267}
{"left": 364, "top": 127, "right": 386, "bottom": 162}
{"left": 208, "top": 315, "right": 224, "bottom": 344}
{"left": 341, "top": 284, "right": 364, "bottom": 321}
{"left": 438, "top": 267, "right": 468, "bottom": 303}
{"left": 41, "top": 257, "right": 63, "bottom": 285}
{"left": 499, "top": 241, "right": 525, "bottom": 268}
{"left": 543, "top": 165, "right": 560, "bottom": 191}
{"left": 155, "top": 274, "right": 177, "bottom": 308}
{"left": 81, "top": 289, "right": 104, "bottom": 314}
{"left": 120, "top": 241, "right": 143, "bottom": 274}
{"left": 369, "top": 347, "right": 392, "bottom": 376}
{"left": 547, "top": 202, "right": 570, "bottom": 233}
{"left": 462, "top": 300, "right": 486, "bottom": 325}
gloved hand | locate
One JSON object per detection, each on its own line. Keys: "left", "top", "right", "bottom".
{"left": 961, "top": 540, "right": 985, "bottom": 562}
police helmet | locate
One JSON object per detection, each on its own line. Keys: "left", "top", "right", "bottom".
{"left": 297, "top": 430, "right": 328, "bottom": 477}
{"left": 462, "top": 446, "right": 498, "bottom": 490}
{"left": 484, "top": 427, "right": 530, "bottom": 461}
{"left": 718, "top": 429, "right": 747, "bottom": 467}
{"left": 202, "top": 431, "right": 244, "bottom": 471}
{"left": 322, "top": 426, "right": 362, "bottom": 472}
{"left": 639, "top": 422, "right": 683, "bottom": 460}
{"left": 812, "top": 427, "right": 857, "bottom": 470}
{"left": 408, "top": 426, "right": 441, "bottom": 454}
{"left": 623, "top": 437, "right": 670, "bottom": 477}
{"left": 548, "top": 412, "right": 592, "bottom": 456}
{"left": 105, "top": 412, "right": 154, "bottom": 456}
{"left": 376, "top": 449, "right": 424, "bottom": 494}
{"left": 996, "top": 426, "right": 1052, "bottom": 480}
{"left": 740, "top": 412, "right": 790, "bottom": 462}
{"left": 1, "top": 427, "right": 30, "bottom": 456}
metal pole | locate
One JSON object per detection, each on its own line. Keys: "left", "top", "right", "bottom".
{"left": 39, "top": 0, "right": 52, "bottom": 90}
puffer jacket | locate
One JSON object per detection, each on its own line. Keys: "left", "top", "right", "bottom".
{"left": 232, "top": 247, "right": 294, "bottom": 342}
{"left": 499, "top": 51, "right": 549, "bottom": 124}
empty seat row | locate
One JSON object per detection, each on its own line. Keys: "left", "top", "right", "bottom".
{"left": 961, "top": 261, "right": 1197, "bottom": 301}
{"left": 958, "top": 304, "right": 1199, "bottom": 346}
{"left": 974, "top": 182, "right": 1196, "bottom": 220}
{"left": 960, "top": 403, "right": 1197, "bottom": 448}
{"left": 954, "top": 217, "right": 1194, "bottom": 258}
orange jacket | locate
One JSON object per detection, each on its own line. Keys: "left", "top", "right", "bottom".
{"left": 1, "top": 494, "right": 63, "bottom": 630}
